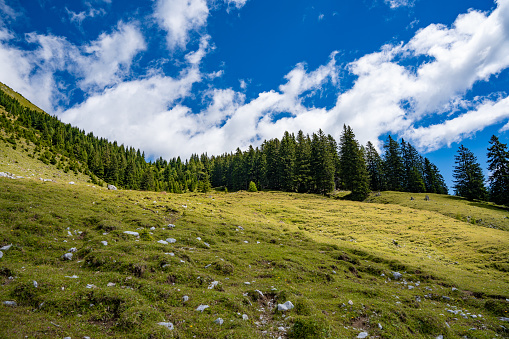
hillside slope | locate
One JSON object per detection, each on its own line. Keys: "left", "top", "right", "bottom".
{"left": 0, "top": 176, "right": 508, "bottom": 338}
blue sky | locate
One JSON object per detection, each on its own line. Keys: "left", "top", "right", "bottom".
{"left": 1, "top": 0, "right": 508, "bottom": 190}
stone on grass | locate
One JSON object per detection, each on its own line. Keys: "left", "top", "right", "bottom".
{"left": 69, "top": 247, "right": 77, "bottom": 253}
{"left": 277, "top": 301, "right": 294, "bottom": 311}
{"left": 348, "top": 300, "right": 354, "bottom": 305}
{"left": 107, "top": 282, "right": 116, "bottom": 287}
{"left": 167, "top": 224, "right": 175, "bottom": 228}
{"left": 157, "top": 240, "right": 169, "bottom": 245}
{"left": 196, "top": 304, "right": 209, "bottom": 312}
{"left": 208, "top": 281, "right": 219, "bottom": 289}
{"left": 500, "top": 317, "right": 509, "bottom": 321}
{"left": 242, "top": 314, "right": 248, "bottom": 320}
{"left": 2, "top": 301, "right": 17, "bottom": 306}
{"left": 183, "top": 295, "right": 189, "bottom": 303}
{"left": 214, "top": 318, "right": 224, "bottom": 325}
{"left": 62, "top": 253, "right": 73, "bottom": 260}
{"left": 166, "top": 238, "right": 176, "bottom": 244}
{"left": 357, "top": 332, "right": 368, "bottom": 339}
{"left": 158, "top": 322, "right": 174, "bottom": 330}
{"left": 196, "top": 237, "right": 201, "bottom": 241}
{"left": 101, "top": 241, "right": 108, "bottom": 246}
{"left": 65, "top": 275, "right": 78, "bottom": 279}
{"left": 33, "top": 280, "right": 38, "bottom": 288}
{"left": 107, "top": 184, "right": 117, "bottom": 190}
{"left": 436, "top": 335, "right": 443, "bottom": 339}
{"left": 0, "top": 251, "right": 3, "bottom": 259}
{"left": 124, "top": 231, "right": 139, "bottom": 236}
{"left": 0, "top": 244, "right": 12, "bottom": 251}
{"left": 392, "top": 271, "right": 402, "bottom": 280}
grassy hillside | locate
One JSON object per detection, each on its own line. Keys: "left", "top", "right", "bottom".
{"left": 0, "top": 173, "right": 508, "bottom": 338}
{"left": 0, "top": 83, "right": 44, "bottom": 113}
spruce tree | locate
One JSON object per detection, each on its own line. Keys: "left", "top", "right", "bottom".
{"left": 339, "top": 125, "right": 358, "bottom": 190}
{"left": 365, "top": 141, "right": 385, "bottom": 191}
{"left": 279, "top": 131, "right": 297, "bottom": 191}
{"left": 311, "top": 130, "right": 335, "bottom": 195}
{"left": 383, "top": 135, "right": 404, "bottom": 191}
{"left": 487, "top": 135, "right": 509, "bottom": 205}
{"left": 295, "top": 130, "right": 312, "bottom": 193}
{"left": 453, "top": 145, "right": 487, "bottom": 201}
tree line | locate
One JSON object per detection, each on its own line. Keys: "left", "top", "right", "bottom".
{"left": 1, "top": 86, "right": 507, "bottom": 205}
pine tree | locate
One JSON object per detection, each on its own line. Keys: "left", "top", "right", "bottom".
{"left": 365, "top": 141, "right": 385, "bottom": 191}
{"left": 279, "top": 131, "right": 297, "bottom": 191}
{"left": 311, "top": 130, "right": 335, "bottom": 195}
{"left": 295, "top": 131, "right": 312, "bottom": 193}
{"left": 487, "top": 135, "right": 509, "bottom": 205}
{"left": 383, "top": 135, "right": 404, "bottom": 191}
{"left": 423, "top": 158, "right": 448, "bottom": 194}
{"left": 453, "top": 145, "right": 487, "bottom": 201}
{"left": 339, "top": 125, "right": 358, "bottom": 190}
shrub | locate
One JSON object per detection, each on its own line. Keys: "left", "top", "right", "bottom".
{"left": 248, "top": 181, "right": 258, "bottom": 192}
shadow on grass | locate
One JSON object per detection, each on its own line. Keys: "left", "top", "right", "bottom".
{"left": 442, "top": 195, "right": 509, "bottom": 213}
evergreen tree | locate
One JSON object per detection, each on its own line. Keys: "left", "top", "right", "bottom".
{"left": 365, "top": 141, "right": 385, "bottom": 191}
{"left": 140, "top": 168, "right": 155, "bottom": 191}
{"left": 311, "top": 130, "right": 335, "bottom": 195}
{"left": 383, "top": 135, "right": 404, "bottom": 191}
{"left": 295, "top": 130, "right": 312, "bottom": 193}
{"left": 487, "top": 135, "right": 509, "bottom": 205}
{"left": 452, "top": 145, "right": 487, "bottom": 201}
{"left": 279, "top": 131, "right": 297, "bottom": 191}
{"left": 423, "top": 158, "right": 448, "bottom": 194}
{"left": 339, "top": 125, "right": 358, "bottom": 190}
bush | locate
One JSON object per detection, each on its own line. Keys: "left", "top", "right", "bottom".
{"left": 248, "top": 181, "right": 258, "bottom": 192}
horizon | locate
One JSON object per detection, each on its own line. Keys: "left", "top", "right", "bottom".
{"left": 1, "top": 0, "right": 509, "bottom": 191}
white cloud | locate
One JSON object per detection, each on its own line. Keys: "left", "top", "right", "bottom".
{"left": 318, "top": 14, "right": 325, "bottom": 21}
{"left": 78, "top": 22, "right": 146, "bottom": 89}
{"left": 384, "top": 0, "right": 415, "bottom": 9}
{"left": 66, "top": 6, "right": 106, "bottom": 25}
{"left": 224, "top": 0, "right": 248, "bottom": 10}
{"left": 154, "top": 0, "right": 209, "bottom": 50}
{"left": 404, "top": 97, "right": 509, "bottom": 151}
{"left": 0, "top": 0, "right": 18, "bottom": 24}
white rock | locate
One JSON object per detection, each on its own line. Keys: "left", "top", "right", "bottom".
{"left": 167, "top": 224, "right": 175, "bottom": 228}
{"left": 157, "top": 240, "right": 169, "bottom": 245}
{"left": 3, "top": 301, "right": 17, "bottom": 306}
{"left": 242, "top": 314, "right": 248, "bottom": 320}
{"left": 33, "top": 280, "right": 38, "bottom": 288}
{"left": 196, "top": 237, "right": 201, "bottom": 241}
{"left": 196, "top": 304, "right": 209, "bottom": 312}
{"left": 214, "top": 318, "right": 224, "bottom": 325}
{"left": 182, "top": 295, "right": 189, "bottom": 302}
{"left": 62, "top": 253, "right": 73, "bottom": 260}
{"left": 69, "top": 247, "right": 77, "bottom": 253}
{"left": 0, "top": 251, "right": 3, "bottom": 259}
{"left": 101, "top": 241, "right": 108, "bottom": 246}
{"left": 86, "top": 284, "right": 96, "bottom": 289}
{"left": 255, "top": 289, "right": 265, "bottom": 298}
{"left": 357, "top": 332, "right": 368, "bottom": 339}
{"left": 436, "top": 335, "right": 444, "bottom": 339}
{"left": 165, "top": 252, "right": 175, "bottom": 256}
{"left": 158, "top": 322, "right": 174, "bottom": 330}
{"left": 0, "top": 244, "right": 12, "bottom": 251}
{"left": 277, "top": 301, "right": 294, "bottom": 311}
{"left": 65, "top": 275, "right": 78, "bottom": 279}
{"left": 204, "top": 242, "right": 210, "bottom": 247}
{"left": 208, "top": 281, "right": 219, "bottom": 289}
{"left": 378, "top": 323, "right": 383, "bottom": 330}
{"left": 107, "top": 184, "right": 117, "bottom": 190}
{"left": 244, "top": 241, "right": 248, "bottom": 243}
{"left": 166, "top": 238, "right": 176, "bottom": 244}
{"left": 69, "top": 182, "right": 75, "bottom": 185}
{"left": 150, "top": 227, "right": 156, "bottom": 230}
{"left": 244, "top": 282, "right": 251, "bottom": 285}
{"left": 348, "top": 300, "right": 353, "bottom": 305}
{"left": 107, "top": 283, "right": 116, "bottom": 287}
{"left": 392, "top": 271, "right": 402, "bottom": 280}
{"left": 124, "top": 231, "right": 139, "bottom": 236}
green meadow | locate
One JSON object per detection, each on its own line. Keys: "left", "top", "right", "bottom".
{"left": 1, "top": 147, "right": 508, "bottom": 338}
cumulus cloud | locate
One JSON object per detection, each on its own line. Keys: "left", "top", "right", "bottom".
{"left": 66, "top": 5, "right": 106, "bottom": 25}
{"left": 404, "top": 97, "right": 509, "bottom": 151}
{"left": 154, "top": 0, "right": 209, "bottom": 50}
{"left": 224, "top": 0, "right": 249, "bottom": 10}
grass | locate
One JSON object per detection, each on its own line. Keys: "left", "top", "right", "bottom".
{"left": 0, "top": 165, "right": 508, "bottom": 338}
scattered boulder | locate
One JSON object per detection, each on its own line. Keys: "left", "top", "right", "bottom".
{"left": 277, "top": 301, "right": 294, "bottom": 311}
{"left": 357, "top": 332, "right": 368, "bottom": 339}
{"left": 2, "top": 301, "right": 17, "bottom": 307}
{"left": 33, "top": 281, "right": 38, "bottom": 288}
{"left": 62, "top": 253, "right": 73, "bottom": 260}
{"left": 0, "top": 244, "right": 12, "bottom": 251}
{"left": 208, "top": 281, "right": 219, "bottom": 289}
{"left": 167, "top": 224, "right": 175, "bottom": 228}
{"left": 107, "top": 184, "right": 117, "bottom": 190}
{"left": 0, "top": 251, "right": 3, "bottom": 259}
{"left": 68, "top": 247, "right": 77, "bottom": 253}
{"left": 410, "top": 197, "right": 414, "bottom": 200}
{"left": 392, "top": 271, "right": 402, "bottom": 280}
{"left": 157, "top": 240, "right": 169, "bottom": 245}
{"left": 196, "top": 304, "right": 209, "bottom": 312}
{"left": 182, "top": 295, "right": 189, "bottom": 303}
{"left": 68, "top": 182, "right": 75, "bottom": 185}
{"left": 157, "top": 322, "right": 174, "bottom": 330}
{"left": 101, "top": 241, "right": 108, "bottom": 246}
{"left": 348, "top": 300, "right": 354, "bottom": 305}
{"left": 124, "top": 231, "right": 139, "bottom": 236}
{"left": 425, "top": 195, "right": 430, "bottom": 201}
{"left": 166, "top": 238, "right": 176, "bottom": 244}
{"left": 242, "top": 314, "right": 248, "bottom": 320}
